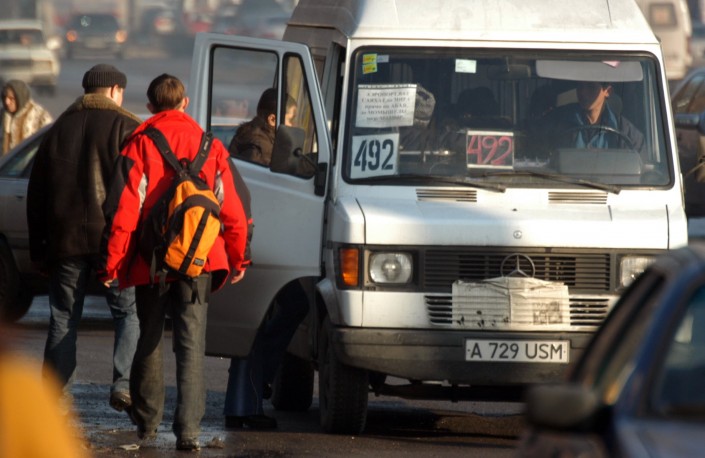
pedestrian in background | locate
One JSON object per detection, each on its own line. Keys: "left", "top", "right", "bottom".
{"left": 1, "top": 79, "right": 53, "bottom": 156}
{"left": 26, "top": 64, "right": 141, "bottom": 417}
{"left": 101, "top": 73, "right": 251, "bottom": 451}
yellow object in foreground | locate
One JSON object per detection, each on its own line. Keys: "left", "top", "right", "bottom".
{"left": 0, "top": 353, "right": 89, "bottom": 458}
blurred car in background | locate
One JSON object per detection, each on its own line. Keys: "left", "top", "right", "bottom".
{"left": 692, "top": 22, "right": 705, "bottom": 66}
{"left": 672, "top": 67, "right": 705, "bottom": 226}
{"left": 212, "top": 0, "right": 292, "bottom": 39}
{"left": 64, "top": 13, "right": 127, "bottom": 59}
{"left": 518, "top": 244, "right": 705, "bottom": 458}
{"left": 0, "top": 20, "right": 60, "bottom": 95}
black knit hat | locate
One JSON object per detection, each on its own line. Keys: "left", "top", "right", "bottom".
{"left": 82, "top": 64, "right": 127, "bottom": 89}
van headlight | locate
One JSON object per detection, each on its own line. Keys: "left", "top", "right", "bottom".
{"left": 369, "top": 252, "right": 413, "bottom": 284}
{"left": 620, "top": 256, "right": 655, "bottom": 288}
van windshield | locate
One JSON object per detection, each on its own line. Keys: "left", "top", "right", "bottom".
{"left": 344, "top": 48, "right": 671, "bottom": 189}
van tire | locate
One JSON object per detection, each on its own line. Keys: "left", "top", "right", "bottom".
{"left": 0, "top": 240, "right": 32, "bottom": 323}
{"left": 271, "top": 352, "right": 314, "bottom": 411}
{"left": 318, "top": 318, "right": 368, "bottom": 434}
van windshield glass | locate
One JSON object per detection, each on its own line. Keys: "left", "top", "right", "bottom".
{"left": 344, "top": 48, "right": 670, "bottom": 189}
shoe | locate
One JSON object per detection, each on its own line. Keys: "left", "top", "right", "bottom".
{"left": 176, "top": 438, "right": 201, "bottom": 451}
{"left": 263, "top": 383, "right": 273, "bottom": 400}
{"left": 225, "top": 414, "right": 278, "bottom": 430}
{"left": 138, "top": 428, "right": 157, "bottom": 440}
{"left": 109, "top": 391, "right": 132, "bottom": 412}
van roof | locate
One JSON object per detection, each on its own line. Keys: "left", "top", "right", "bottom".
{"left": 288, "top": 0, "right": 657, "bottom": 45}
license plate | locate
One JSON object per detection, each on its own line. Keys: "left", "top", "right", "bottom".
{"left": 85, "top": 38, "right": 106, "bottom": 48}
{"left": 465, "top": 339, "right": 569, "bottom": 363}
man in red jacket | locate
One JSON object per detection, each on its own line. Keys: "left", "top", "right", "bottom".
{"left": 101, "top": 73, "right": 251, "bottom": 451}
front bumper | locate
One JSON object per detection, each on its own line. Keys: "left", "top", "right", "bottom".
{"left": 331, "top": 327, "right": 593, "bottom": 385}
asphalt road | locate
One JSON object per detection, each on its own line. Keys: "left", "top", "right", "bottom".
{"left": 7, "top": 297, "right": 524, "bottom": 457}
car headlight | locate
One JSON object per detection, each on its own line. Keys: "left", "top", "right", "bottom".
{"left": 369, "top": 252, "right": 412, "bottom": 284}
{"left": 620, "top": 256, "right": 655, "bottom": 288}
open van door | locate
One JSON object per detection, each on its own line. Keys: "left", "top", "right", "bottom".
{"left": 188, "top": 33, "right": 330, "bottom": 358}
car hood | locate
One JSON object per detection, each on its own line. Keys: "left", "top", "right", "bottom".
{"left": 0, "top": 46, "right": 56, "bottom": 60}
{"left": 354, "top": 193, "right": 671, "bottom": 249}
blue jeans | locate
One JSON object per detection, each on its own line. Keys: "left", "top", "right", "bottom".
{"left": 43, "top": 255, "right": 138, "bottom": 396}
{"left": 224, "top": 283, "right": 308, "bottom": 417}
{"left": 130, "top": 276, "right": 209, "bottom": 441}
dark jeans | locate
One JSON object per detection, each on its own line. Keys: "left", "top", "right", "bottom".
{"left": 130, "top": 276, "right": 210, "bottom": 441}
{"left": 224, "top": 284, "right": 308, "bottom": 417}
{"left": 43, "top": 255, "right": 138, "bottom": 396}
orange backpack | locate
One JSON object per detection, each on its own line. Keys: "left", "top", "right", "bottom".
{"left": 138, "top": 127, "right": 221, "bottom": 280}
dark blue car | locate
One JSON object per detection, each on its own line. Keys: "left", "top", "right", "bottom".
{"left": 518, "top": 244, "right": 705, "bottom": 457}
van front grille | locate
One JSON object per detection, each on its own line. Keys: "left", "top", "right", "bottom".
{"left": 423, "top": 248, "right": 611, "bottom": 292}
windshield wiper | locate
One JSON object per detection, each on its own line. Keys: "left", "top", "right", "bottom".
{"left": 482, "top": 170, "right": 621, "bottom": 194}
{"left": 357, "top": 173, "right": 506, "bottom": 192}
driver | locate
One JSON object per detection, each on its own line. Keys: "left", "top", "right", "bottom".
{"left": 535, "top": 81, "right": 645, "bottom": 155}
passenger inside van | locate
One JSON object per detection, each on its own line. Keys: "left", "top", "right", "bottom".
{"left": 532, "top": 81, "right": 645, "bottom": 156}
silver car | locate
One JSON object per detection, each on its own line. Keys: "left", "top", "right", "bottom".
{"left": 0, "top": 126, "right": 49, "bottom": 322}
{"left": 0, "top": 20, "right": 60, "bottom": 95}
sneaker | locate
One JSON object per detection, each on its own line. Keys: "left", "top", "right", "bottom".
{"left": 176, "top": 438, "right": 201, "bottom": 451}
{"left": 109, "top": 391, "right": 132, "bottom": 412}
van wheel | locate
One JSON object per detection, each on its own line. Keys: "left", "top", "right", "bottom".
{"left": 0, "top": 240, "right": 32, "bottom": 323}
{"left": 318, "top": 318, "right": 368, "bottom": 434}
{"left": 271, "top": 352, "right": 314, "bottom": 411}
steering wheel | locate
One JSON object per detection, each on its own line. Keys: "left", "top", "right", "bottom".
{"left": 562, "top": 124, "right": 636, "bottom": 151}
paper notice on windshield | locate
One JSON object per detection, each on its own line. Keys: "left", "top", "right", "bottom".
{"left": 356, "top": 84, "right": 417, "bottom": 128}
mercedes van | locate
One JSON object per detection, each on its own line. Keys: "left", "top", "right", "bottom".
{"left": 188, "top": 0, "right": 688, "bottom": 434}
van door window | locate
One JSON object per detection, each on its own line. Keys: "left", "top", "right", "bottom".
{"left": 208, "top": 46, "right": 318, "bottom": 178}
{"left": 281, "top": 53, "right": 319, "bottom": 178}
{"left": 210, "top": 46, "right": 278, "bottom": 153}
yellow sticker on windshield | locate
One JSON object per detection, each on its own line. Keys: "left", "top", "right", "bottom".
{"left": 362, "top": 53, "right": 378, "bottom": 74}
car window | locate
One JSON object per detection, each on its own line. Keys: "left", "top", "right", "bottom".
{"left": 673, "top": 74, "right": 705, "bottom": 114}
{"left": 686, "top": 78, "right": 705, "bottom": 114}
{"left": 0, "top": 28, "right": 44, "bottom": 46}
{"left": 652, "top": 285, "right": 705, "bottom": 418}
{"left": 0, "top": 140, "right": 39, "bottom": 178}
{"left": 70, "top": 14, "right": 119, "bottom": 30}
{"left": 572, "top": 268, "right": 666, "bottom": 403}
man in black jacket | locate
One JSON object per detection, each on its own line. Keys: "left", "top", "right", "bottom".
{"left": 26, "top": 64, "right": 142, "bottom": 415}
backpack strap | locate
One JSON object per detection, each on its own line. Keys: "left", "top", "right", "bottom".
{"left": 143, "top": 127, "right": 183, "bottom": 172}
{"left": 189, "top": 131, "right": 214, "bottom": 176}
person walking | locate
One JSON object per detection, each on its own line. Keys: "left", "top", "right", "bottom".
{"left": 224, "top": 88, "right": 308, "bottom": 430}
{"left": 1, "top": 79, "right": 53, "bottom": 156}
{"left": 26, "top": 64, "right": 141, "bottom": 415}
{"left": 101, "top": 73, "right": 251, "bottom": 451}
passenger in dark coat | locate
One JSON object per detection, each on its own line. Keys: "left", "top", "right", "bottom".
{"left": 229, "top": 88, "right": 277, "bottom": 165}
{"left": 26, "top": 64, "right": 141, "bottom": 417}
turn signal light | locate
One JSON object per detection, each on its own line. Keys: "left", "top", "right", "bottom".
{"left": 339, "top": 248, "right": 359, "bottom": 287}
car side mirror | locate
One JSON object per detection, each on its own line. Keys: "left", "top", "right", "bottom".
{"left": 524, "top": 383, "right": 609, "bottom": 433}
{"left": 674, "top": 112, "right": 705, "bottom": 136}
